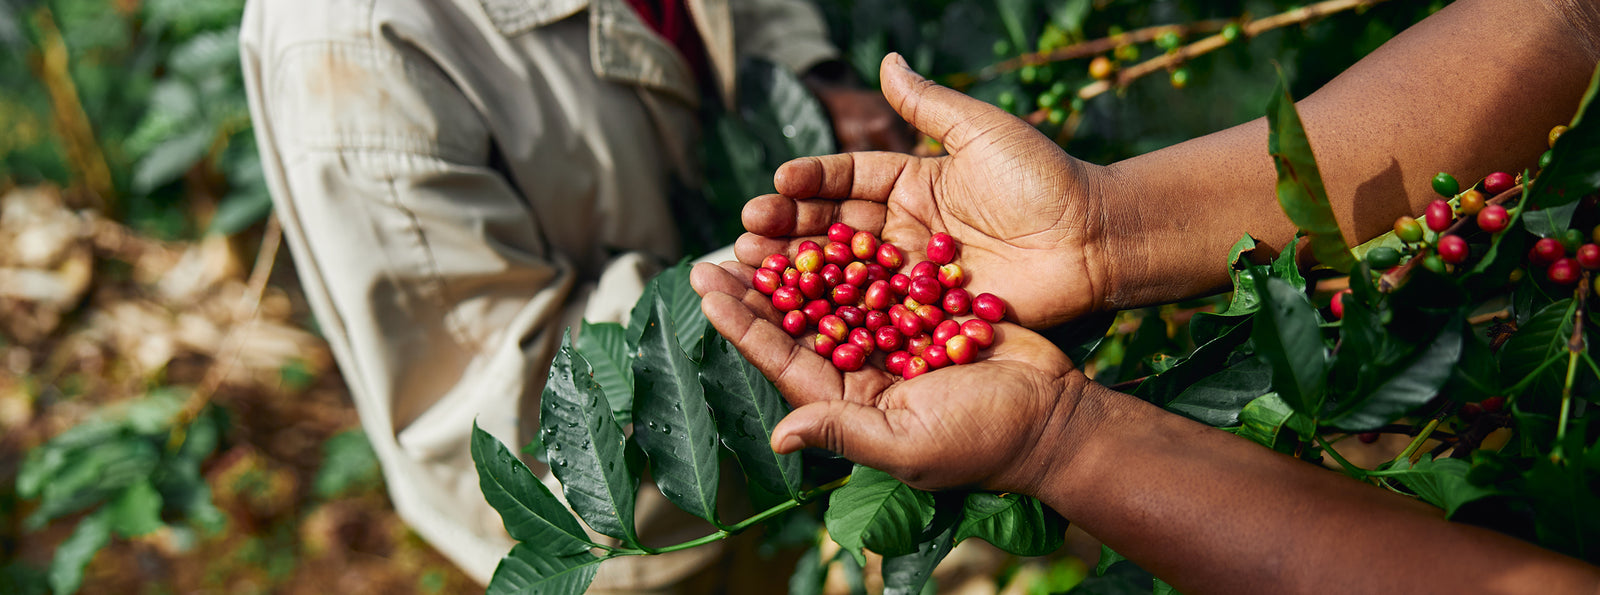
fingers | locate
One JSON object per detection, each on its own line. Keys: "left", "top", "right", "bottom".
{"left": 878, "top": 52, "right": 1016, "bottom": 155}
{"left": 771, "top": 400, "right": 909, "bottom": 474}
{"left": 740, "top": 194, "right": 890, "bottom": 238}
{"left": 773, "top": 152, "right": 914, "bottom": 200}
{"left": 692, "top": 263, "right": 847, "bottom": 406}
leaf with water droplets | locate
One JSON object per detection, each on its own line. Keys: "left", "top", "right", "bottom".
{"left": 471, "top": 423, "right": 592, "bottom": 556}
{"left": 633, "top": 292, "right": 723, "bottom": 524}
{"left": 577, "top": 321, "right": 635, "bottom": 425}
{"left": 486, "top": 546, "right": 602, "bottom": 595}
{"left": 699, "top": 334, "right": 804, "bottom": 501}
{"left": 627, "top": 263, "right": 711, "bottom": 356}
{"left": 541, "top": 331, "right": 640, "bottom": 545}
{"left": 881, "top": 521, "right": 956, "bottom": 595}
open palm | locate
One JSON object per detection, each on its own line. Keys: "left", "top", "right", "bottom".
{"left": 734, "top": 53, "right": 1122, "bottom": 329}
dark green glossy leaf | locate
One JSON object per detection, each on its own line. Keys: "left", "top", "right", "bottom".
{"left": 313, "top": 430, "right": 382, "bottom": 499}
{"left": 540, "top": 332, "right": 639, "bottom": 545}
{"left": 1230, "top": 393, "right": 1311, "bottom": 454}
{"left": 485, "top": 547, "right": 603, "bottom": 595}
{"left": 953, "top": 493, "right": 1066, "bottom": 556}
{"left": 1153, "top": 577, "right": 1180, "bottom": 595}
{"left": 737, "top": 59, "right": 836, "bottom": 160}
{"left": 633, "top": 292, "right": 722, "bottom": 524}
{"left": 1521, "top": 201, "right": 1580, "bottom": 239}
{"left": 1136, "top": 316, "right": 1251, "bottom": 406}
{"left": 627, "top": 263, "right": 710, "bottom": 356}
{"left": 28, "top": 438, "right": 159, "bottom": 529}
{"left": 1271, "top": 236, "right": 1306, "bottom": 291}
{"left": 1524, "top": 65, "right": 1600, "bottom": 211}
{"left": 1266, "top": 70, "right": 1355, "bottom": 272}
{"left": 826, "top": 466, "right": 936, "bottom": 565}
{"left": 1500, "top": 299, "right": 1576, "bottom": 400}
{"left": 1369, "top": 457, "right": 1496, "bottom": 516}
{"left": 107, "top": 481, "right": 163, "bottom": 538}
{"left": 471, "top": 423, "right": 592, "bottom": 556}
{"left": 1251, "top": 276, "right": 1328, "bottom": 417}
{"left": 1095, "top": 544, "right": 1127, "bottom": 576}
{"left": 699, "top": 334, "right": 803, "bottom": 501}
{"left": 132, "top": 126, "right": 211, "bottom": 194}
{"left": 1221, "top": 236, "right": 1262, "bottom": 316}
{"left": 881, "top": 521, "right": 955, "bottom": 595}
{"left": 577, "top": 321, "right": 635, "bottom": 425}
{"left": 1326, "top": 321, "right": 1463, "bottom": 431}
{"left": 48, "top": 509, "right": 110, "bottom": 595}
{"left": 1166, "top": 355, "right": 1272, "bottom": 427}
{"left": 1444, "top": 323, "right": 1501, "bottom": 402}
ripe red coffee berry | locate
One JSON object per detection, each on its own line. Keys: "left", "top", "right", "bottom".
{"left": 875, "top": 326, "right": 906, "bottom": 352}
{"left": 814, "top": 334, "right": 838, "bottom": 357}
{"left": 761, "top": 254, "right": 790, "bottom": 272}
{"left": 1549, "top": 257, "right": 1579, "bottom": 285}
{"left": 824, "top": 242, "right": 853, "bottom": 266}
{"left": 1482, "top": 396, "right": 1506, "bottom": 412}
{"left": 866, "top": 310, "right": 890, "bottom": 332}
{"left": 915, "top": 304, "right": 946, "bottom": 331}
{"left": 972, "top": 293, "right": 1007, "bottom": 322}
{"left": 795, "top": 249, "right": 823, "bottom": 273}
{"left": 799, "top": 272, "right": 826, "bottom": 299}
{"left": 876, "top": 243, "right": 905, "bottom": 270}
{"left": 888, "top": 303, "right": 912, "bottom": 324}
{"left": 961, "top": 320, "right": 995, "bottom": 349}
{"left": 907, "top": 333, "right": 933, "bottom": 356}
{"left": 1483, "top": 171, "right": 1515, "bottom": 196}
{"left": 849, "top": 328, "right": 875, "bottom": 355}
{"left": 1329, "top": 288, "right": 1353, "bottom": 320}
{"left": 1425, "top": 200, "right": 1453, "bottom": 232}
{"left": 820, "top": 263, "right": 845, "bottom": 287}
{"left": 831, "top": 284, "right": 862, "bottom": 306}
{"left": 837, "top": 306, "right": 866, "bottom": 328}
{"left": 802, "top": 300, "right": 832, "bottom": 324}
{"left": 1437, "top": 234, "right": 1468, "bottom": 265}
{"left": 927, "top": 232, "right": 958, "bottom": 265}
{"left": 772, "top": 287, "right": 803, "bottom": 311}
{"left": 908, "top": 276, "right": 942, "bottom": 304}
{"left": 781, "top": 311, "right": 807, "bottom": 336}
{"left": 754, "top": 268, "right": 782, "bottom": 295}
{"left": 1358, "top": 432, "right": 1379, "bottom": 444}
{"left": 864, "top": 280, "right": 893, "bottom": 310}
{"left": 932, "top": 320, "right": 962, "bottom": 346}
{"left": 910, "top": 261, "right": 940, "bottom": 280}
{"left": 818, "top": 315, "right": 848, "bottom": 342}
{"left": 923, "top": 345, "right": 951, "bottom": 368}
{"left": 938, "top": 263, "right": 967, "bottom": 289}
{"left": 889, "top": 273, "right": 912, "bottom": 296}
{"left": 844, "top": 262, "right": 870, "bottom": 287}
{"left": 902, "top": 356, "right": 931, "bottom": 380}
{"left": 885, "top": 350, "right": 911, "bottom": 376}
{"left": 782, "top": 267, "right": 800, "bottom": 287}
{"left": 1578, "top": 243, "right": 1600, "bottom": 270}
{"left": 942, "top": 288, "right": 972, "bottom": 316}
{"left": 895, "top": 311, "right": 922, "bottom": 337}
{"left": 827, "top": 222, "right": 855, "bottom": 244}
{"left": 832, "top": 343, "right": 867, "bottom": 372}
{"left": 797, "top": 240, "right": 822, "bottom": 253}
{"left": 945, "top": 335, "right": 976, "bottom": 365}
{"left": 1533, "top": 237, "right": 1565, "bottom": 265}
{"left": 1477, "top": 204, "right": 1509, "bottom": 233}
{"left": 865, "top": 263, "right": 890, "bottom": 283}
{"left": 851, "top": 231, "right": 878, "bottom": 261}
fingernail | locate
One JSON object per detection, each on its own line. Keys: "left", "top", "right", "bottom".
{"left": 890, "top": 52, "right": 909, "bottom": 70}
{"left": 774, "top": 434, "right": 804, "bottom": 454}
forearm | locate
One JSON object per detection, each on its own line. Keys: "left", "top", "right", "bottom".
{"left": 1037, "top": 386, "right": 1600, "bottom": 594}
{"left": 1105, "top": 0, "right": 1597, "bottom": 308}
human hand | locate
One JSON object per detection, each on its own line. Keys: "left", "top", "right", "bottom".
{"left": 743, "top": 53, "right": 1128, "bottom": 329}
{"left": 690, "top": 261, "right": 1100, "bottom": 495}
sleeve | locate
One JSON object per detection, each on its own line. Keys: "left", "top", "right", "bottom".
{"left": 729, "top": 0, "right": 840, "bottom": 75}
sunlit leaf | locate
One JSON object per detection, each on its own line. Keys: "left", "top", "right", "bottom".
{"left": 1267, "top": 69, "right": 1354, "bottom": 272}
{"left": 107, "top": 481, "right": 163, "bottom": 538}
{"left": 953, "top": 493, "right": 1065, "bottom": 556}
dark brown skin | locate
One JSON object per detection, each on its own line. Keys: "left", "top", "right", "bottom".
{"left": 697, "top": 0, "right": 1600, "bottom": 592}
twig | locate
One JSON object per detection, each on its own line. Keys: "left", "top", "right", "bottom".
{"left": 29, "top": 6, "right": 115, "bottom": 208}
{"left": 947, "top": 19, "right": 1233, "bottom": 88}
{"left": 167, "top": 216, "right": 283, "bottom": 450}
{"left": 1379, "top": 184, "right": 1524, "bottom": 292}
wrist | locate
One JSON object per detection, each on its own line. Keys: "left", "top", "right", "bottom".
{"left": 1096, "top": 160, "right": 1157, "bottom": 311}
{"left": 999, "top": 372, "right": 1130, "bottom": 505}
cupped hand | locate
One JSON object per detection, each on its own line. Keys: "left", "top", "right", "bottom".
{"left": 691, "top": 261, "right": 1096, "bottom": 495}
{"left": 737, "top": 53, "right": 1128, "bottom": 329}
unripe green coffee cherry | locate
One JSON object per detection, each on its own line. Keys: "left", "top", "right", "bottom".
{"left": 1223, "top": 23, "right": 1243, "bottom": 42}
{"left": 1540, "top": 150, "right": 1554, "bottom": 169}
{"left": 1394, "top": 216, "right": 1424, "bottom": 243}
{"left": 1562, "top": 228, "right": 1585, "bottom": 253}
{"left": 1422, "top": 253, "right": 1447, "bottom": 273}
{"left": 1366, "top": 246, "right": 1401, "bottom": 269}
{"left": 1431, "top": 172, "right": 1459, "bottom": 198}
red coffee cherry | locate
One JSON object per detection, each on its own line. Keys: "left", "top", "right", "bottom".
{"left": 1577, "top": 243, "right": 1600, "bottom": 270}
{"left": 1532, "top": 237, "right": 1565, "bottom": 265}
{"left": 814, "top": 334, "right": 838, "bottom": 357}
{"left": 889, "top": 273, "right": 912, "bottom": 296}
{"left": 754, "top": 268, "right": 782, "bottom": 295}
{"left": 782, "top": 267, "right": 801, "bottom": 287}
{"left": 799, "top": 272, "right": 826, "bottom": 299}
{"left": 1549, "top": 258, "right": 1580, "bottom": 285}
{"left": 972, "top": 293, "right": 1007, "bottom": 322}
{"left": 875, "top": 326, "right": 906, "bottom": 352}
{"left": 908, "top": 276, "right": 943, "bottom": 304}
{"left": 932, "top": 320, "right": 962, "bottom": 346}
{"left": 781, "top": 311, "right": 807, "bottom": 336}
{"left": 1329, "top": 288, "right": 1353, "bottom": 320}
{"left": 938, "top": 263, "right": 967, "bottom": 289}
{"left": 1483, "top": 171, "right": 1515, "bottom": 196}
{"left": 923, "top": 345, "right": 951, "bottom": 368}
{"left": 876, "top": 243, "right": 906, "bottom": 270}
{"left": 1481, "top": 396, "right": 1506, "bottom": 412}
{"left": 902, "top": 356, "right": 932, "bottom": 379}
{"left": 942, "top": 287, "right": 972, "bottom": 316}
{"left": 885, "top": 350, "right": 911, "bottom": 376}
{"left": 831, "top": 283, "right": 862, "bottom": 306}
{"left": 827, "top": 223, "right": 855, "bottom": 244}
{"left": 1357, "top": 432, "right": 1379, "bottom": 444}
{"left": 795, "top": 248, "right": 824, "bottom": 273}
{"left": 836, "top": 305, "right": 866, "bottom": 328}
{"left": 910, "top": 261, "right": 940, "bottom": 280}
{"left": 848, "top": 327, "right": 875, "bottom": 355}
{"left": 1437, "top": 234, "right": 1468, "bottom": 265}
{"left": 961, "top": 320, "right": 995, "bottom": 349}
{"left": 851, "top": 231, "right": 879, "bottom": 261}
{"left": 887, "top": 304, "right": 912, "bottom": 325}
{"left": 894, "top": 310, "right": 922, "bottom": 337}
{"left": 944, "top": 335, "right": 976, "bottom": 365}
{"left": 818, "top": 315, "right": 849, "bottom": 342}
{"left": 824, "top": 242, "right": 854, "bottom": 266}
{"left": 927, "top": 232, "right": 958, "bottom": 264}
{"left": 761, "top": 254, "right": 790, "bottom": 272}
{"left": 832, "top": 343, "right": 867, "bottom": 372}
{"left": 1477, "top": 204, "right": 1509, "bottom": 233}
{"left": 906, "top": 333, "right": 934, "bottom": 356}
{"left": 914, "top": 304, "right": 946, "bottom": 332}
{"left": 820, "top": 263, "right": 845, "bottom": 287}
{"left": 844, "top": 261, "right": 870, "bottom": 287}
{"left": 797, "top": 240, "right": 822, "bottom": 253}
{"left": 772, "top": 287, "right": 804, "bottom": 311}
{"left": 802, "top": 299, "right": 832, "bottom": 325}
{"left": 865, "top": 310, "right": 890, "bottom": 332}
{"left": 1425, "top": 200, "right": 1453, "bottom": 232}
{"left": 864, "top": 280, "right": 894, "bottom": 310}
{"left": 865, "top": 263, "right": 890, "bottom": 283}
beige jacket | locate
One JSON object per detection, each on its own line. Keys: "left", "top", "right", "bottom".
{"left": 240, "top": 0, "right": 835, "bottom": 588}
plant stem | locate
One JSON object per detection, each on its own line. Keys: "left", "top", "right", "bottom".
{"left": 1553, "top": 272, "right": 1590, "bottom": 462}
{"left": 1392, "top": 417, "right": 1442, "bottom": 466}
{"left": 1314, "top": 435, "right": 1366, "bottom": 479}
{"left": 607, "top": 474, "right": 853, "bottom": 557}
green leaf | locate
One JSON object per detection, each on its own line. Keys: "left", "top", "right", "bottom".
{"left": 167, "top": 27, "right": 240, "bottom": 77}
{"left": 29, "top": 438, "right": 160, "bottom": 529}
{"left": 1524, "top": 64, "right": 1600, "bottom": 211}
{"left": 627, "top": 264, "right": 710, "bottom": 356}
{"left": 1369, "top": 457, "right": 1496, "bottom": 516}
{"left": 1325, "top": 321, "right": 1463, "bottom": 431}
{"left": 1251, "top": 276, "right": 1328, "bottom": 417}
{"left": 132, "top": 126, "right": 212, "bottom": 194}
{"left": 881, "top": 521, "right": 956, "bottom": 595}
{"left": 788, "top": 545, "right": 833, "bottom": 595}
{"left": 1445, "top": 325, "right": 1502, "bottom": 401}
{"left": 1271, "top": 237, "right": 1306, "bottom": 291}
{"left": 953, "top": 493, "right": 1066, "bottom": 556}
{"left": 576, "top": 321, "right": 635, "bottom": 425}
{"left": 48, "top": 509, "right": 111, "bottom": 595}
{"left": 1266, "top": 69, "right": 1354, "bottom": 272}
{"left": 1521, "top": 201, "right": 1580, "bottom": 239}
{"left": 485, "top": 547, "right": 603, "bottom": 595}
{"left": 825, "top": 466, "right": 936, "bottom": 565}
{"left": 206, "top": 189, "right": 272, "bottom": 236}
{"left": 1222, "top": 236, "right": 1262, "bottom": 315}
{"left": 632, "top": 292, "right": 722, "bottom": 524}
{"left": 1153, "top": 577, "right": 1181, "bottom": 595}
{"left": 1095, "top": 544, "right": 1127, "bottom": 576}
{"left": 540, "top": 332, "right": 639, "bottom": 545}
{"left": 107, "top": 481, "right": 163, "bottom": 538}
{"left": 1230, "top": 393, "right": 1311, "bottom": 453}
{"left": 1500, "top": 299, "right": 1576, "bottom": 400}
{"left": 312, "top": 430, "right": 382, "bottom": 499}
{"left": 995, "top": 0, "right": 1031, "bottom": 56}
{"left": 1166, "top": 355, "right": 1272, "bottom": 427}
{"left": 470, "top": 424, "right": 592, "bottom": 556}
{"left": 699, "top": 334, "right": 804, "bottom": 500}
{"left": 737, "top": 59, "right": 836, "bottom": 160}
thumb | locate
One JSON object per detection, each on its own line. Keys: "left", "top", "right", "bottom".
{"left": 877, "top": 52, "right": 1017, "bottom": 154}
{"left": 772, "top": 400, "right": 908, "bottom": 471}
